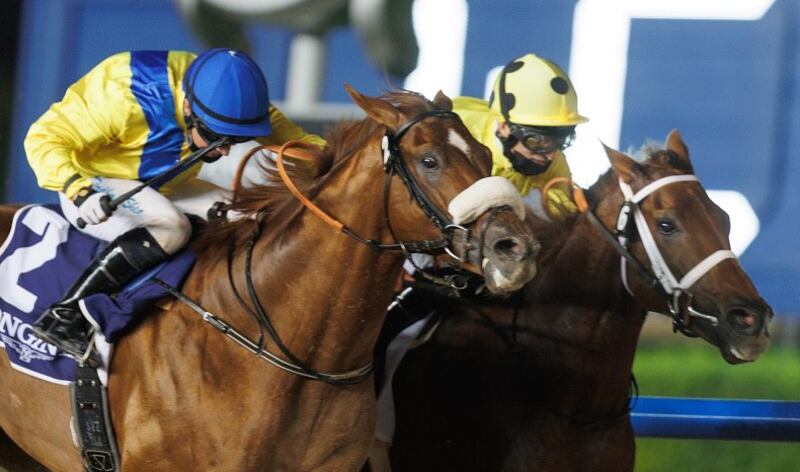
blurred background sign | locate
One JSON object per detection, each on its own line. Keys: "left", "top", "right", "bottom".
{"left": 3, "top": 0, "right": 799, "bottom": 315}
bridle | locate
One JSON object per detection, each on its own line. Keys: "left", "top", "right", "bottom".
{"left": 583, "top": 174, "right": 738, "bottom": 336}
{"left": 165, "top": 109, "right": 499, "bottom": 385}
{"left": 240, "top": 110, "right": 474, "bottom": 260}
{"left": 263, "top": 110, "right": 513, "bottom": 290}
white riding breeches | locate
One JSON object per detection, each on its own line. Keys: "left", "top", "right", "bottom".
{"left": 59, "top": 176, "right": 231, "bottom": 254}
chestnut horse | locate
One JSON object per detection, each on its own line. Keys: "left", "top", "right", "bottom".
{"left": 0, "top": 87, "right": 539, "bottom": 471}
{"left": 384, "top": 131, "right": 773, "bottom": 472}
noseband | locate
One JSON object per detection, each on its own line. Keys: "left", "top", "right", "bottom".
{"left": 586, "top": 174, "right": 737, "bottom": 336}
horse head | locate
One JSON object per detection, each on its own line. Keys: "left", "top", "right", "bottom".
{"left": 597, "top": 130, "right": 772, "bottom": 364}
{"left": 345, "top": 85, "right": 539, "bottom": 294}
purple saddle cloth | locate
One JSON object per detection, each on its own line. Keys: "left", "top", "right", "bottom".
{"left": 0, "top": 204, "right": 195, "bottom": 384}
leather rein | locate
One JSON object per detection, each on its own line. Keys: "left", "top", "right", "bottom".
{"left": 231, "top": 110, "right": 468, "bottom": 255}
{"left": 164, "top": 110, "right": 482, "bottom": 385}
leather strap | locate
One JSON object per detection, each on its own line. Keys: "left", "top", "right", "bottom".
{"left": 70, "top": 366, "right": 120, "bottom": 472}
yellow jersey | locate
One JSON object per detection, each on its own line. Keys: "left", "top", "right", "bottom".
{"left": 24, "top": 50, "right": 325, "bottom": 199}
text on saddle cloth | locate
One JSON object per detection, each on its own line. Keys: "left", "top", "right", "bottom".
{"left": 0, "top": 205, "right": 195, "bottom": 384}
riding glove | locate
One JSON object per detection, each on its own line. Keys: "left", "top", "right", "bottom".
{"left": 545, "top": 188, "right": 578, "bottom": 219}
{"left": 74, "top": 188, "right": 112, "bottom": 225}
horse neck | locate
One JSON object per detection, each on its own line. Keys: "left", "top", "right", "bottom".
{"left": 514, "top": 205, "right": 648, "bottom": 416}
{"left": 193, "top": 150, "right": 406, "bottom": 380}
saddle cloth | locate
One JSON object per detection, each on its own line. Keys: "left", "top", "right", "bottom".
{"left": 0, "top": 204, "right": 195, "bottom": 385}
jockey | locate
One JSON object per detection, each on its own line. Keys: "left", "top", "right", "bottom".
{"left": 399, "top": 53, "right": 589, "bottom": 283}
{"left": 453, "top": 53, "right": 588, "bottom": 218}
{"left": 24, "top": 48, "right": 324, "bottom": 367}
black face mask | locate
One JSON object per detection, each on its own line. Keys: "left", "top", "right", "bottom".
{"left": 496, "top": 132, "right": 551, "bottom": 176}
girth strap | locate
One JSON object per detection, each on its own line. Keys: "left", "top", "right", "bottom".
{"left": 71, "top": 366, "right": 120, "bottom": 472}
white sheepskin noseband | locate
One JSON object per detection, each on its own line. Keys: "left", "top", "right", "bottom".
{"left": 447, "top": 176, "right": 525, "bottom": 225}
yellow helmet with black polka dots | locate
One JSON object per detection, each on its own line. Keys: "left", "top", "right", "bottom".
{"left": 489, "top": 53, "right": 588, "bottom": 127}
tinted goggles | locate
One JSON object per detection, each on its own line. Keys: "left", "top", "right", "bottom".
{"left": 508, "top": 124, "right": 574, "bottom": 154}
{"left": 194, "top": 119, "right": 254, "bottom": 145}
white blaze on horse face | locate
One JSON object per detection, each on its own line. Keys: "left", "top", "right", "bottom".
{"left": 447, "top": 129, "right": 471, "bottom": 157}
{"left": 447, "top": 177, "right": 525, "bottom": 225}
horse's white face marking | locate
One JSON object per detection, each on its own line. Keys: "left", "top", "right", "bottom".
{"left": 448, "top": 129, "right": 471, "bottom": 157}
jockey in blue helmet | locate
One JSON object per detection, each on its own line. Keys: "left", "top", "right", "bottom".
{"left": 25, "top": 48, "right": 324, "bottom": 367}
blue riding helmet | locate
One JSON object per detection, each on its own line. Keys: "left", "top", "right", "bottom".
{"left": 183, "top": 48, "right": 271, "bottom": 138}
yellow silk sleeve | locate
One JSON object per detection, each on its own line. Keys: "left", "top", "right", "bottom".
{"left": 24, "top": 63, "right": 132, "bottom": 199}
{"left": 258, "top": 105, "right": 326, "bottom": 148}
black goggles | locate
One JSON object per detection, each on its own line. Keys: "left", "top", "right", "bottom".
{"left": 508, "top": 123, "right": 575, "bottom": 154}
{"left": 193, "top": 118, "right": 254, "bottom": 145}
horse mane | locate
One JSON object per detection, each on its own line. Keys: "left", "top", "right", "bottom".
{"left": 196, "top": 90, "right": 442, "bottom": 261}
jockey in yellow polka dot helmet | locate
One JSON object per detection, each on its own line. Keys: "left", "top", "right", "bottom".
{"left": 452, "top": 53, "right": 588, "bottom": 217}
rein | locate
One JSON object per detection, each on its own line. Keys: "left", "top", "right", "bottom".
{"left": 227, "top": 111, "right": 466, "bottom": 255}
{"left": 153, "top": 278, "right": 373, "bottom": 384}
{"left": 164, "top": 109, "right": 485, "bottom": 384}
{"left": 229, "top": 111, "right": 482, "bottom": 291}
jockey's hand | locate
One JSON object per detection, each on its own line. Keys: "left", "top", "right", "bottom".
{"left": 545, "top": 188, "right": 578, "bottom": 219}
{"left": 74, "top": 189, "right": 112, "bottom": 225}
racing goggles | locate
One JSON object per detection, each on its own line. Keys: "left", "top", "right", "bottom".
{"left": 194, "top": 118, "right": 254, "bottom": 145}
{"left": 508, "top": 123, "right": 575, "bottom": 154}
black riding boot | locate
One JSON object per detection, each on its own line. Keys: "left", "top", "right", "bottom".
{"left": 32, "top": 227, "right": 169, "bottom": 367}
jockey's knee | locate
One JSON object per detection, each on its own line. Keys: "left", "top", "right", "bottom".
{"left": 145, "top": 213, "right": 192, "bottom": 254}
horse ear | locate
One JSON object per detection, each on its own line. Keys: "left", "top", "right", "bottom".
{"left": 603, "top": 143, "right": 640, "bottom": 184}
{"left": 665, "top": 129, "right": 694, "bottom": 171}
{"left": 432, "top": 90, "right": 453, "bottom": 111}
{"left": 665, "top": 129, "right": 688, "bottom": 158}
{"left": 344, "top": 84, "right": 401, "bottom": 128}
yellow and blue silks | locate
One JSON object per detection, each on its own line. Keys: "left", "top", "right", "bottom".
{"left": 25, "top": 50, "right": 322, "bottom": 199}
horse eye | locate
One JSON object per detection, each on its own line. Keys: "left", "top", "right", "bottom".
{"left": 656, "top": 218, "right": 677, "bottom": 235}
{"left": 421, "top": 156, "right": 439, "bottom": 169}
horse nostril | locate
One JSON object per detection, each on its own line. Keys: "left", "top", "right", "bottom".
{"left": 493, "top": 237, "right": 524, "bottom": 258}
{"left": 728, "top": 308, "right": 759, "bottom": 333}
